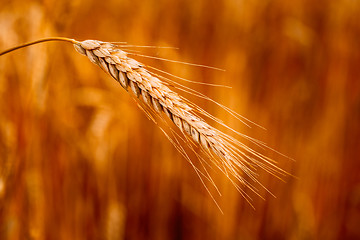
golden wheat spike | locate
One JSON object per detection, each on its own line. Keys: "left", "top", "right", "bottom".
{"left": 0, "top": 37, "right": 288, "bottom": 203}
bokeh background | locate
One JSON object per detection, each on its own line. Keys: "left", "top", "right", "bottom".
{"left": 1, "top": 0, "right": 359, "bottom": 239}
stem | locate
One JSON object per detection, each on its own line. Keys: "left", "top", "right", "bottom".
{"left": 0, "top": 37, "right": 78, "bottom": 56}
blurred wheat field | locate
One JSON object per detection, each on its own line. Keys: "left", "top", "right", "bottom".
{"left": 1, "top": 0, "right": 360, "bottom": 239}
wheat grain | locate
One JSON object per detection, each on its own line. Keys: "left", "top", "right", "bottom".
{"left": 0, "top": 38, "right": 288, "bottom": 204}
{"left": 73, "top": 40, "right": 288, "bottom": 196}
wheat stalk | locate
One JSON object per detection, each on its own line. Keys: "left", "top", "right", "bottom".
{"left": 0, "top": 37, "right": 288, "bottom": 205}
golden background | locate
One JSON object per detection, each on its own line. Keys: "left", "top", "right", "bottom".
{"left": 0, "top": 0, "right": 359, "bottom": 239}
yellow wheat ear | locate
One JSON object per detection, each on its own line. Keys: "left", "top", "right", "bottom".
{"left": 1, "top": 37, "right": 289, "bottom": 206}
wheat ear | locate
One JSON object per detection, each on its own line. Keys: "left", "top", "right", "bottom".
{"left": 0, "top": 38, "right": 288, "bottom": 203}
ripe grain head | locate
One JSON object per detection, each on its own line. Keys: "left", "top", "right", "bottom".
{"left": 72, "top": 39, "right": 289, "bottom": 203}
{"left": 0, "top": 37, "right": 289, "bottom": 206}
